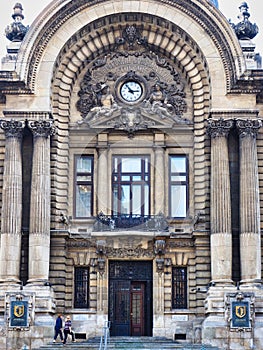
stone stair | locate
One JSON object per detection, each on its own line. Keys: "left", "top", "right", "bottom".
{"left": 33, "top": 336, "right": 219, "bottom": 350}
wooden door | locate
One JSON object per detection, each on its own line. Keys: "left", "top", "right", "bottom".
{"left": 109, "top": 260, "right": 152, "bottom": 336}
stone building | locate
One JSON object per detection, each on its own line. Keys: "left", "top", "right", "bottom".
{"left": 0, "top": 1, "right": 263, "bottom": 349}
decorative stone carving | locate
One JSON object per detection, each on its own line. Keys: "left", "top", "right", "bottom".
{"left": 206, "top": 117, "right": 234, "bottom": 138}
{"left": 231, "top": 2, "right": 258, "bottom": 40}
{"left": 5, "top": 3, "right": 29, "bottom": 42}
{"left": 115, "top": 25, "right": 148, "bottom": 51}
{"left": 236, "top": 118, "right": 262, "bottom": 138}
{"left": 28, "top": 120, "right": 56, "bottom": 138}
{"left": 76, "top": 25, "right": 189, "bottom": 132}
{"left": 0, "top": 119, "right": 25, "bottom": 138}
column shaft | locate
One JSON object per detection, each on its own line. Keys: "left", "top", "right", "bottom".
{"left": 237, "top": 119, "right": 261, "bottom": 284}
{"left": 28, "top": 120, "right": 55, "bottom": 284}
{"left": 0, "top": 120, "right": 24, "bottom": 283}
{"left": 207, "top": 118, "right": 233, "bottom": 283}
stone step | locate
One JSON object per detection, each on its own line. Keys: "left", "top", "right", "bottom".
{"left": 34, "top": 337, "right": 219, "bottom": 350}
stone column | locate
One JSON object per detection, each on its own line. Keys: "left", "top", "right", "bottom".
{"left": 207, "top": 118, "right": 233, "bottom": 284}
{"left": 236, "top": 119, "right": 262, "bottom": 285}
{"left": 0, "top": 120, "right": 24, "bottom": 284}
{"left": 154, "top": 146, "right": 165, "bottom": 215}
{"left": 27, "top": 120, "right": 55, "bottom": 284}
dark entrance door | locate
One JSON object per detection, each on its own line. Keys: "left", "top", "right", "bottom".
{"left": 109, "top": 260, "right": 153, "bottom": 336}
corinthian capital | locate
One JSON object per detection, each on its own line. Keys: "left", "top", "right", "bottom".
{"left": 207, "top": 118, "right": 234, "bottom": 138}
{"left": 28, "top": 120, "right": 56, "bottom": 138}
{"left": 236, "top": 119, "right": 262, "bottom": 138}
{"left": 0, "top": 119, "right": 25, "bottom": 138}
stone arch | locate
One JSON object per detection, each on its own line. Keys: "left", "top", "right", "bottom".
{"left": 17, "top": 0, "right": 244, "bottom": 96}
{"left": 17, "top": 1, "right": 244, "bottom": 224}
{"left": 49, "top": 13, "right": 211, "bottom": 224}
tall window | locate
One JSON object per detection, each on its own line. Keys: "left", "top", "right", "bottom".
{"left": 169, "top": 155, "right": 188, "bottom": 218}
{"left": 112, "top": 156, "right": 150, "bottom": 216}
{"left": 172, "top": 267, "right": 187, "bottom": 309}
{"left": 75, "top": 155, "right": 93, "bottom": 218}
{"left": 74, "top": 267, "right": 89, "bottom": 308}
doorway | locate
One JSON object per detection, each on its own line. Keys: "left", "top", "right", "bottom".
{"left": 109, "top": 260, "right": 153, "bottom": 336}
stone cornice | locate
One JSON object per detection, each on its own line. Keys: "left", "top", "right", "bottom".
{"left": 3, "top": 111, "right": 52, "bottom": 119}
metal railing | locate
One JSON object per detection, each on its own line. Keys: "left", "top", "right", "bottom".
{"left": 94, "top": 212, "right": 169, "bottom": 232}
{"left": 99, "top": 321, "right": 111, "bottom": 350}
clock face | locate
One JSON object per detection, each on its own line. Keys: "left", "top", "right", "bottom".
{"left": 120, "top": 81, "right": 143, "bottom": 102}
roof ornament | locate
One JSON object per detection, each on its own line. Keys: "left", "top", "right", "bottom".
{"left": 5, "top": 3, "right": 29, "bottom": 42}
{"left": 231, "top": 2, "right": 258, "bottom": 40}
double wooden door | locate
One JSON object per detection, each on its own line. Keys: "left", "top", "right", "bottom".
{"left": 109, "top": 261, "right": 153, "bottom": 336}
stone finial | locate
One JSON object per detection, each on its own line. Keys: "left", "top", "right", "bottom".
{"left": 5, "top": 3, "right": 29, "bottom": 42}
{"left": 232, "top": 2, "right": 259, "bottom": 40}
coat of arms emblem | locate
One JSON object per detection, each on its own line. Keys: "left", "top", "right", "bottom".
{"left": 14, "top": 304, "right": 24, "bottom": 318}
{"left": 235, "top": 305, "right": 246, "bottom": 318}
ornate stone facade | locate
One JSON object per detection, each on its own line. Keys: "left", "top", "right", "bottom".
{"left": 0, "top": 1, "right": 263, "bottom": 350}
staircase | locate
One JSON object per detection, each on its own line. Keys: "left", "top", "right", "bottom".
{"left": 34, "top": 336, "right": 219, "bottom": 350}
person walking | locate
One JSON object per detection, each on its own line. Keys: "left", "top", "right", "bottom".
{"left": 53, "top": 314, "right": 63, "bottom": 343}
{"left": 63, "top": 315, "right": 76, "bottom": 344}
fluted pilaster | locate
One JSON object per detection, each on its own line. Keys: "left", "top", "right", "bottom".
{"left": 154, "top": 146, "right": 165, "bottom": 215}
{"left": 0, "top": 120, "right": 24, "bottom": 283}
{"left": 27, "top": 120, "right": 56, "bottom": 284}
{"left": 207, "top": 118, "right": 233, "bottom": 284}
{"left": 236, "top": 119, "right": 262, "bottom": 284}
{"left": 97, "top": 146, "right": 109, "bottom": 215}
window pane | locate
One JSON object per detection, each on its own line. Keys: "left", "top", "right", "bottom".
{"left": 171, "top": 175, "right": 186, "bottom": 182}
{"left": 171, "top": 185, "right": 186, "bottom": 217}
{"left": 169, "top": 155, "right": 188, "bottom": 218}
{"left": 132, "top": 185, "right": 141, "bottom": 215}
{"left": 75, "top": 155, "right": 93, "bottom": 218}
{"left": 76, "top": 185, "right": 91, "bottom": 217}
{"left": 171, "top": 157, "right": 186, "bottom": 173}
{"left": 122, "top": 158, "right": 141, "bottom": 173}
{"left": 112, "top": 156, "right": 150, "bottom": 217}
{"left": 77, "top": 157, "right": 92, "bottom": 172}
{"left": 77, "top": 175, "right": 92, "bottom": 182}
{"left": 121, "top": 185, "right": 130, "bottom": 214}
{"left": 144, "top": 185, "right": 149, "bottom": 215}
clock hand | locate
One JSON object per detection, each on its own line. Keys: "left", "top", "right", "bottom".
{"left": 126, "top": 84, "right": 135, "bottom": 94}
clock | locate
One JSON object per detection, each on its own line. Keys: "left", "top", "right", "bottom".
{"left": 120, "top": 81, "right": 143, "bottom": 102}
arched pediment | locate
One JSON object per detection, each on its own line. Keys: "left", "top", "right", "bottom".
{"left": 16, "top": 0, "right": 244, "bottom": 98}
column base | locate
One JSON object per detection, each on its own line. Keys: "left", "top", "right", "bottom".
{"left": 210, "top": 278, "right": 235, "bottom": 287}
{"left": 239, "top": 278, "right": 262, "bottom": 287}
{"left": 26, "top": 278, "right": 52, "bottom": 287}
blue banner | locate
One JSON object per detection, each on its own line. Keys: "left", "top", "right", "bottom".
{"left": 10, "top": 300, "right": 28, "bottom": 327}
{"left": 231, "top": 301, "right": 250, "bottom": 328}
